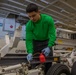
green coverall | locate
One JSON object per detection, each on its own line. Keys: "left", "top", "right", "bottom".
{"left": 26, "top": 14, "right": 56, "bottom": 54}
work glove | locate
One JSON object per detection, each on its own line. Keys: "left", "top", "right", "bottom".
{"left": 42, "top": 47, "right": 51, "bottom": 57}
{"left": 27, "top": 53, "right": 33, "bottom": 61}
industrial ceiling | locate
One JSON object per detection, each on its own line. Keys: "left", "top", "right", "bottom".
{"left": 0, "top": 0, "right": 76, "bottom": 31}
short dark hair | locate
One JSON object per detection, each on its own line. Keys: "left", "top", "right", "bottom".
{"left": 26, "top": 3, "right": 38, "bottom": 13}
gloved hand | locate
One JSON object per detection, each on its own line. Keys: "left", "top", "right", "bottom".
{"left": 42, "top": 47, "right": 51, "bottom": 56}
{"left": 27, "top": 53, "right": 33, "bottom": 61}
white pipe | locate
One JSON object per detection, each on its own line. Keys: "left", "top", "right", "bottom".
{"left": 60, "top": 0, "right": 76, "bottom": 11}
{"left": 5, "top": 34, "right": 10, "bottom": 45}
{"left": 40, "top": 0, "right": 49, "bottom": 4}
{"left": 56, "top": 28, "right": 76, "bottom": 33}
{"left": 8, "top": 0, "right": 27, "bottom": 7}
{"left": 0, "top": 7, "right": 20, "bottom": 14}
{"left": 2, "top": 64, "right": 22, "bottom": 72}
{"left": 0, "top": 3, "right": 26, "bottom": 12}
{"left": 54, "top": 50, "right": 71, "bottom": 53}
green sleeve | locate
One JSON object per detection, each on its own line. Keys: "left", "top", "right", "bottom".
{"left": 48, "top": 17, "right": 56, "bottom": 47}
{"left": 26, "top": 23, "right": 34, "bottom": 54}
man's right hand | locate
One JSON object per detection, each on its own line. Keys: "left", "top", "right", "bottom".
{"left": 27, "top": 53, "right": 33, "bottom": 61}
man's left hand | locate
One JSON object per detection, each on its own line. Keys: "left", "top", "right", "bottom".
{"left": 42, "top": 47, "right": 51, "bottom": 56}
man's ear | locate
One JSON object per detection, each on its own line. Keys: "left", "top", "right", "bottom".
{"left": 38, "top": 10, "right": 40, "bottom": 14}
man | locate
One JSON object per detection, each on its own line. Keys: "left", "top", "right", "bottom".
{"left": 26, "top": 3, "right": 56, "bottom": 73}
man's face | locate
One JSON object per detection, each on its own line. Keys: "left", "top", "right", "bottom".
{"left": 27, "top": 11, "right": 40, "bottom": 22}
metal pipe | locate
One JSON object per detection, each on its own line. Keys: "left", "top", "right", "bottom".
{"left": 2, "top": 64, "right": 22, "bottom": 72}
